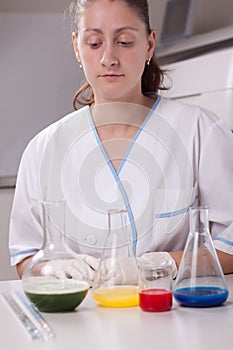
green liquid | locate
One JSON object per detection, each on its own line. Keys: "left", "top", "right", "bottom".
{"left": 24, "top": 279, "right": 89, "bottom": 313}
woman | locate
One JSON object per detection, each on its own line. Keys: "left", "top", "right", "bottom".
{"left": 9, "top": 0, "right": 233, "bottom": 281}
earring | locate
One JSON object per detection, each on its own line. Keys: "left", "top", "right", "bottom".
{"left": 78, "top": 61, "right": 82, "bottom": 69}
{"left": 147, "top": 59, "right": 151, "bottom": 66}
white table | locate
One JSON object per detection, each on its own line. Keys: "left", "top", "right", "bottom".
{"left": 0, "top": 275, "right": 233, "bottom": 350}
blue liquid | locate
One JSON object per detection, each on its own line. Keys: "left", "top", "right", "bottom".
{"left": 174, "top": 286, "right": 228, "bottom": 307}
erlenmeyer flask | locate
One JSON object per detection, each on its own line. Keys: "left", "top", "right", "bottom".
{"left": 92, "top": 209, "right": 139, "bottom": 307}
{"left": 174, "top": 206, "right": 229, "bottom": 307}
{"left": 22, "top": 200, "right": 89, "bottom": 312}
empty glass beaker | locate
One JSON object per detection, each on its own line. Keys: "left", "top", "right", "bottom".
{"left": 174, "top": 206, "right": 229, "bottom": 307}
{"left": 92, "top": 209, "right": 139, "bottom": 307}
{"left": 22, "top": 200, "right": 90, "bottom": 312}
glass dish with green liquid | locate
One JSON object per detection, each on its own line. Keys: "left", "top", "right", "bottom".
{"left": 21, "top": 201, "right": 90, "bottom": 313}
{"left": 24, "top": 279, "right": 89, "bottom": 312}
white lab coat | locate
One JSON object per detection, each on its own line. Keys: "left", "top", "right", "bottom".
{"left": 9, "top": 96, "right": 233, "bottom": 265}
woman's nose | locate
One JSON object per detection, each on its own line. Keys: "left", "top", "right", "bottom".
{"left": 100, "top": 45, "right": 119, "bottom": 67}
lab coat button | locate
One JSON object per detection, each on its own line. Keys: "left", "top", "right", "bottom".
{"left": 87, "top": 235, "right": 97, "bottom": 245}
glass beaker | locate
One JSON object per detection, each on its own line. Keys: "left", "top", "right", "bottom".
{"left": 22, "top": 200, "right": 89, "bottom": 312}
{"left": 138, "top": 264, "right": 173, "bottom": 312}
{"left": 92, "top": 209, "right": 139, "bottom": 307}
{"left": 174, "top": 206, "right": 229, "bottom": 307}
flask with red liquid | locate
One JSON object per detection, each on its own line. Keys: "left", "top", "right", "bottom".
{"left": 138, "top": 264, "right": 173, "bottom": 312}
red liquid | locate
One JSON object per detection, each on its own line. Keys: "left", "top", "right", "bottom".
{"left": 139, "top": 288, "right": 173, "bottom": 312}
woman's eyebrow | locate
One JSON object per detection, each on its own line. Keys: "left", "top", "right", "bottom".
{"left": 115, "top": 26, "right": 139, "bottom": 33}
{"left": 82, "top": 26, "right": 139, "bottom": 34}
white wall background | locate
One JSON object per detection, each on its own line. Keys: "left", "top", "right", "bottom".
{"left": 0, "top": 11, "right": 83, "bottom": 177}
{"left": 0, "top": 0, "right": 233, "bottom": 280}
{"left": 0, "top": 189, "right": 16, "bottom": 279}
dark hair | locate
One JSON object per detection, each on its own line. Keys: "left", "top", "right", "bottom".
{"left": 69, "top": 0, "right": 168, "bottom": 109}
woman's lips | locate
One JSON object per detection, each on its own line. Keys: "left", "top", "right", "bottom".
{"left": 99, "top": 73, "right": 124, "bottom": 80}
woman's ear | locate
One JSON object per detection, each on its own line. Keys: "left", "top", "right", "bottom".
{"left": 147, "top": 29, "right": 156, "bottom": 60}
{"left": 72, "top": 32, "right": 81, "bottom": 62}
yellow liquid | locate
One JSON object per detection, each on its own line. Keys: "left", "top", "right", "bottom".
{"left": 92, "top": 285, "right": 139, "bottom": 307}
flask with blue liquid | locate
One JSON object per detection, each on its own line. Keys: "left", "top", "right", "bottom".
{"left": 174, "top": 206, "right": 229, "bottom": 307}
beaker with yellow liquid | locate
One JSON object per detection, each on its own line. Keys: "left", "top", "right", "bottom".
{"left": 92, "top": 209, "right": 139, "bottom": 307}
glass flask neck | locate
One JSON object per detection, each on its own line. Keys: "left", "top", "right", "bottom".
{"left": 108, "top": 208, "right": 127, "bottom": 232}
{"left": 189, "top": 206, "right": 209, "bottom": 235}
{"left": 106, "top": 209, "right": 132, "bottom": 252}
{"left": 41, "top": 200, "right": 66, "bottom": 252}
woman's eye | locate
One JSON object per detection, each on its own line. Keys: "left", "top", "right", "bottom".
{"left": 88, "top": 42, "right": 102, "bottom": 49}
{"left": 117, "top": 41, "right": 133, "bottom": 47}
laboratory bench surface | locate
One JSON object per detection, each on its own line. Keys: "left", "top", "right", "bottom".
{"left": 0, "top": 275, "right": 233, "bottom": 350}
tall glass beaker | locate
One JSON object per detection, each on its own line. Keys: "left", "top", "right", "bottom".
{"left": 22, "top": 201, "right": 89, "bottom": 312}
{"left": 92, "top": 209, "right": 139, "bottom": 307}
{"left": 174, "top": 206, "right": 229, "bottom": 307}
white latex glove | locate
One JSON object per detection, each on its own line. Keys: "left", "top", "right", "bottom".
{"left": 139, "top": 252, "right": 177, "bottom": 279}
{"left": 98, "top": 257, "right": 139, "bottom": 286}
{"left": 41, "top": 254, "right": 99, "bottom": 285}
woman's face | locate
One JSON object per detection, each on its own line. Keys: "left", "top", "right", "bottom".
{"left": 72, "top": 0, "right": 156, "bottom": 105}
